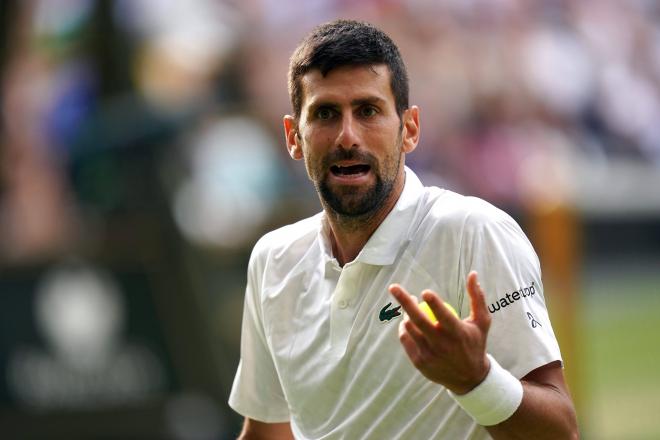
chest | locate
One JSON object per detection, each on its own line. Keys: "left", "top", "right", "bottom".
{"left": 260, "top": 250, "right": 455, "bottom": 410}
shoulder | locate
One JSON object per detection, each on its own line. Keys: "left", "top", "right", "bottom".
{"left": 417, "top": 188, "right": 517, "bottom": 235}
{"left": 412, "top": 188, "right": 534, "bottom": 263}
{"left": 250, "top": 212, "right": 323, "bottom": 270}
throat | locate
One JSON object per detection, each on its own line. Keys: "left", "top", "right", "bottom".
{"left": 326, "top": 212, "right": 380, "bottom": 266}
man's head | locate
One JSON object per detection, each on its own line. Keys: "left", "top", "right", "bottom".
{"left": 288, "top": 19, "right": 409, "bottom": 121}
{"left": 283, "top": 20, "right": 419, "bottom": 223}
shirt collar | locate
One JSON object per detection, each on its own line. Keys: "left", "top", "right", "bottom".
{"left": 318, "top": 166, "right": 424, "bottom": 267}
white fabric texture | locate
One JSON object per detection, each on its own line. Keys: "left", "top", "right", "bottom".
{"left": 229, "top": 167, "right": 562, "bottom": 439}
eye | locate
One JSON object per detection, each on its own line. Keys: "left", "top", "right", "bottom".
{"left": 359, "top": 105, "right": 378, "bottom": 118}
{"left": 316, "top": 107, "right": 335, "bottom": 120}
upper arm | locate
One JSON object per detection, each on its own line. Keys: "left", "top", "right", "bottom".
{"left": 521, "top": 360, "right": 570, "bottom": 395}
{"left": 228, "top": 247, "right": 290, "bottom": 421}
{"left": 460, "top": 209, "right": 563, "bottom": 379}
{"left": 239, "top": 418, "right": 294, "bottom": 440}
{"left": 519, "top": 360, "right": 576, "bottom": 418}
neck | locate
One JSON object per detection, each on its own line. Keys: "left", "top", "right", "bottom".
{"left": 326, "top": 210, "right": 382, "bottom": 267}
{"left": 325, "top": 171, "right": 406, "bottom": 267}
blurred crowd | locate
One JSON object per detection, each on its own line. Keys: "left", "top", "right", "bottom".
{"left": 2, "top": 0, "right": 660, "bottom": 260}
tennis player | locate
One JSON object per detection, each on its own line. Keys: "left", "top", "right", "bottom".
{"left": 229, "top": 19, "right": 578, "bottom": 439}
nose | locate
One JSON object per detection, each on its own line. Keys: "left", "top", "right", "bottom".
{"left": 336, "top": 113, "right": 360, "bottom": 150}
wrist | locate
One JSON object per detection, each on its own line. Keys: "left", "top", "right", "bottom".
{"left": 448, "top": 355, "right": 491, "bottom": 396}
{"left": 448, "top": 354, "right": 523, "bottom": 426}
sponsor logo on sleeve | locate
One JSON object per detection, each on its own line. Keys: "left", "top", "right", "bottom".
{"left": 526, "top": 312, "right": 542, "bottom": 328}
{"left": 487, "top": 282, "right": 536, "bottom": 314}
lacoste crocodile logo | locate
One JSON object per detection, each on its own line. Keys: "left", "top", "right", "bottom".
{"left": 379, "top": 302, "right": 402, "bottom": 322}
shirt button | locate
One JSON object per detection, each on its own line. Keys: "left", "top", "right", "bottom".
{"left": 338, "top": 299, "right": 348, "bottom": 309}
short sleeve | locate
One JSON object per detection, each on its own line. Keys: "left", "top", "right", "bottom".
{"left": 459, "top": 206, "right": 562, "bottom": 379}
{"left": 228, "top": 248, "right": 290, "bottom": 422}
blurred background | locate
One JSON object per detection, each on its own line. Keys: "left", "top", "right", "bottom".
{"left": 1, "top": 0, "right": 659, "bottom": 438}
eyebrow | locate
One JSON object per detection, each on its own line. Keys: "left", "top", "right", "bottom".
{"left": 306, "top": 96, "right": 387, "bottom": 113}
{"left": 350, "top": 96, "right": 386, "bottom": 107}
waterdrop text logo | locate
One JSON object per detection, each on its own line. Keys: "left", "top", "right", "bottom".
{"left": 487, "top": 282, "right": 536, "bottom": 314}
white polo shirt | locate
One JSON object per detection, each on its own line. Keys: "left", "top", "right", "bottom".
{"left": 229, "top": 168, "right": 561, "bottom": 439}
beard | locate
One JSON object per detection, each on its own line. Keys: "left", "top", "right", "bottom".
{"left": 310, "top": 142, "right": 402, "bottom": 218}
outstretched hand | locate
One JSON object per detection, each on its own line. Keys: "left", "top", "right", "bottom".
{"left": 388, "top": 271, "right": 492, "bottom": 395}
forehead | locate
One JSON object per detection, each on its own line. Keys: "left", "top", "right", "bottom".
{"left": 299, "top": 64, "right": 395, "bottom": 109}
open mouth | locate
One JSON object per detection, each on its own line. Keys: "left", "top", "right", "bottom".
{"left": 330, "top": 164, "right": 371, "bottom": 176}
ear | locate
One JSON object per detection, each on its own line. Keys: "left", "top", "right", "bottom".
{"left": 401, "top": 106, "right": 420, "bottom": 154}
{"left": 283, "top": 115, "right": 303, "bottom": 160}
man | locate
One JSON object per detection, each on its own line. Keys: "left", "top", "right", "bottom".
{"left": 229, "top": 19, "right": 578, "bottom": 439}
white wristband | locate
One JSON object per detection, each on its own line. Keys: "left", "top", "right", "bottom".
{"left": 449, "top": 354, "right": 523, "bottom": 426}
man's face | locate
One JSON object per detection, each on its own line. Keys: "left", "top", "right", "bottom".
{"left": 287, "top": 65, "right": 409, "bottom": 218}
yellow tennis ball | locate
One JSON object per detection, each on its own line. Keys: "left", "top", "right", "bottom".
{"left": 419, "top": 300, "right": 458, "bottom": 324}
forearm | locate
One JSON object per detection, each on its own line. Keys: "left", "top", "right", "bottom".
{"left": 485, "top": 380, "right": 579, "bottom": 440}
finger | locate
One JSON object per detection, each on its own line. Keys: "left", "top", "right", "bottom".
{"left": 388, "top": 283, "right": 410, "bottom": 297}
{"left": 421, "top": 290, "right": 460, "bottom": 332}
{"left": 389, "top": 284, "right": 436, "bottom": 333}
{"left": 403, "top": 316, "right": 432, "bottom": 351}
{"left": 466, "top": 271, "right": 491, "bottom": 333}
{"left": 398, "top": 320, "right": 422, "bottom": 361}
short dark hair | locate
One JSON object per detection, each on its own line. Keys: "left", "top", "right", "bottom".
{"left": 288, "top": 19, "right": 409, "bottom": 119}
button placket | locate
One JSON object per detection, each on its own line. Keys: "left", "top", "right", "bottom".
{"left": 329, "top": 263, "right": 361, "bottom": 355}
